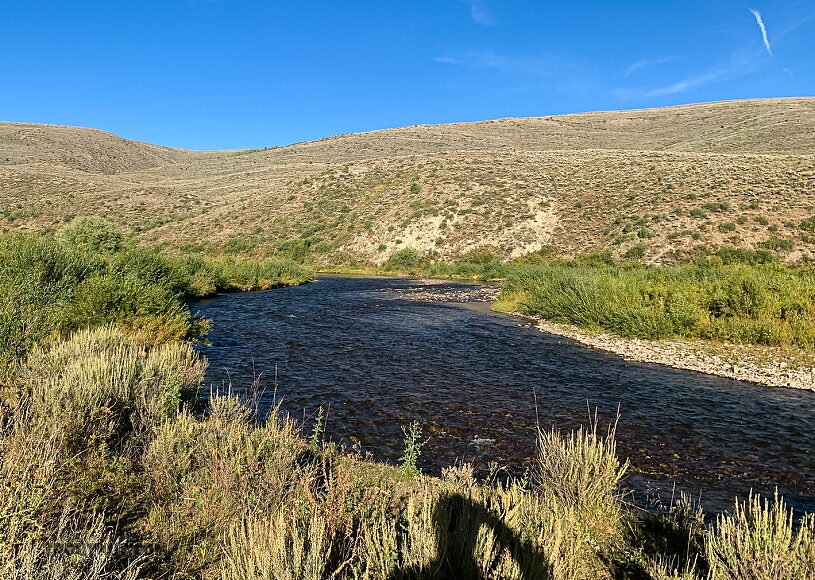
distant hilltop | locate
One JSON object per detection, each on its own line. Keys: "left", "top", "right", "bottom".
{"left": 2, "top": 97, "right": 814, "bottom": 264}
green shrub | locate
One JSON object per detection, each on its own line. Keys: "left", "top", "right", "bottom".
{"left": 700, "top": 201, "right": 730, "bottom": 213}
{"left": 759, "top": 237, "right": 794, "bottom": 252}
{"left": 800, "top": 216, "right": 815, "bottom": 233}
{"left": 690, "top": 208, "right": 708, "bottom": 218}
{"left": 382, "top": 248, "right": 429, "bottom": 273}
{"left": 706, "top": 491, "right": 815, "bottom": 579}
{"left": 224, "top": 235, "right": 258, "bottom": 255}
{"left": 399, "top": 421, "right": 425, "bottom": 477}
{"left": 714, "top": 246, "right": 778, "bottom": 265}
{"left": 427, "top": 255, "right": 509, "bottom": 280}
{"left": 501, "top": 262, "right": 815, "bottom": 347}
{"left": 638, "top": 226, "right": 655, "bottom": 239}
{"left": 623, "top": 244, "right": 647, "bottom": 261}
{"left": 276, "top": 237, "right": 316, "bottom": 261}
{"left": 57, "top": 216, "right": 123, "bottom": 253}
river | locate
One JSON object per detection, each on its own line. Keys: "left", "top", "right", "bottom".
{"left": 193, "top": 276, "right": 815, "bottom": 515}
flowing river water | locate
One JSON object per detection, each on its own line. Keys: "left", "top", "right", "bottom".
{"left": 193, "top": 276, "right": 815, "bottom": 515}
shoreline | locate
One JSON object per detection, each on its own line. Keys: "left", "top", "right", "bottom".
{"left": 514, "top": 314, "right": 815, "bottom": 392}
{"left": 318, "top": 274, "right": 815, "bottom": 392}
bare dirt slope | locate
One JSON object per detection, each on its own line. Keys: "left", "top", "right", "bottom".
{"left": 1, "top": 98, "right": 814, "bottom": 264}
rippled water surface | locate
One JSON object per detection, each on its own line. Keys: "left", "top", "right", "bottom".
{"left": 194, "top": 276, "right": 815, "bottom": 514}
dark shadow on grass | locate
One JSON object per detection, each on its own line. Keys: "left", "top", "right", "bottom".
{"left": 388, "top": 492, "right": 553, "bottom": 579}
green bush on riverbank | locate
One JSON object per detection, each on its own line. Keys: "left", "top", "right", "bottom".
{"left": 378, "top": 249, "right": 510, "bottom": 279}
{"left": 497, "top": 263, "right": 815, "bottom": 348}
{"left": 0, "top": 219, "right": 311, "bottom": 380}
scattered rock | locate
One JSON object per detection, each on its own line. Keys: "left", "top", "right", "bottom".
{"left": 389, "top": 282, "right": 502, "bottom": 303}
{"left": 521, "top": 315, "right": 815, "bottom": 391}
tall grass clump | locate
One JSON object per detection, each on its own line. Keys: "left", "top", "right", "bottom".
{"left": 221, "top": 508, "right": 330, "bottom": 580}
{"left": 141, "top": 396, "right": 312, "bottom": 574}
{"left": 16, "top": 326, "right": 205, "bottom": 448}
{"left": 535, "top": 418, "right": 629, "bottom": 564}
{"left": 0, "top": 326, "right": 204, "bottom": 579}
{"left": 706, "top": 491, "right": 815, "bottom": 579}
{"left": 500, "top": 262, "right": 815, "bottom": 348}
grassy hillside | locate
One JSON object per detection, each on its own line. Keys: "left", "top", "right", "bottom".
{"left": 1, "top": 98, "right": 814, "bottom": 265}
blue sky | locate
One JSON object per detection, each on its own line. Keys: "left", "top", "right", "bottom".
{"left": 1, "top": 1, "right": 812, "bottom": 149}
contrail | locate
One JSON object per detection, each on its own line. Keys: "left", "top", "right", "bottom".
{"left": 749, "top": 8, "right": 773, "bottom": 56}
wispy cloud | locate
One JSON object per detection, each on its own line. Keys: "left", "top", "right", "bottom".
{"left": 433, "top": 55, "right": 460, "bottom": 65}
{"left": 468, "top": 0, "right": 495, "bottom": 26}
{"left": 749, "top": 8, "right": 773, "bottom": 55}
{"left": 646, "top": 69, "right": 729, "bottom": 97}
{"left": 616, "top": 10, "right": 779, "bottom": 102}
{"left": 616, "top": 47, "right": 760, "bottom": 100}
{"left": 433, "top": 50, "right": 565, "bottom": 78}
{"left": 433, "top": 49, "right": 590, "bottom": 97}
{"left": 622, "top": 56, "right": 676, "bottom": 77}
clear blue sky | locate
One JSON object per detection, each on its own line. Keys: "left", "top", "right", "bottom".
{"left": 1, "top": 1, "right": 812, "bottom": 150}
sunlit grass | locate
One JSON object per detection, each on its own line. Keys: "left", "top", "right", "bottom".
{"left": 500, "top": 262, "right": 815, "bottom": 348}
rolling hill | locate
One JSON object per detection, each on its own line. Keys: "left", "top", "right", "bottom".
{"left": 1, "top": 97, "right": 814, "bottom": 265}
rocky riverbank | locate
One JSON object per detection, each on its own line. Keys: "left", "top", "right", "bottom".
{"left": 388, "top": 277, "right": 815, "bottom": 391}
{"left": 518, "top": 315, "right": 815, "bottom": 391}
{"left": 387, "top": 279, "right": 502, "bottom": 303}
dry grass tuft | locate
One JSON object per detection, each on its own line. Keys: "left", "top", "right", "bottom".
{"left": 706, "top": 490, "right": 815, "bottom": 580}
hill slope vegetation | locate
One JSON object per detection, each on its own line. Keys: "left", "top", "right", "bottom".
{"left": 1, "top": 98, "right": 814, "bottom": 265}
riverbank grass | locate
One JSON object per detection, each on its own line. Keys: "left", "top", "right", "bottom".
{"left": 497, "top": 263, "right": 815, "bottom": 349}
{"left": 0, "top": 219, "right": 311, "bottom": 381}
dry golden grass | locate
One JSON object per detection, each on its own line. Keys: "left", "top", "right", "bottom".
{"left": 705, "top": 491, "right": 815, "bottom": 580}
{"left": 1, "top": 98, "right": 813, "bottom": 265}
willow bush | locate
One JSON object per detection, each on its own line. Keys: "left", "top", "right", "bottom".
{"left": 499, "top": 263, "right": 815, "bottom": 348}
{"left": 0, "top": 224, "right": 310, "bottom": 380}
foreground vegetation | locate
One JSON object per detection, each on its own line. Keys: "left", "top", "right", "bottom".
{"left": 2, "top": 225, "right": 815, "bottom": 578}
{"left": 4, "top": 325, "right": 815, "bottom": 579}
